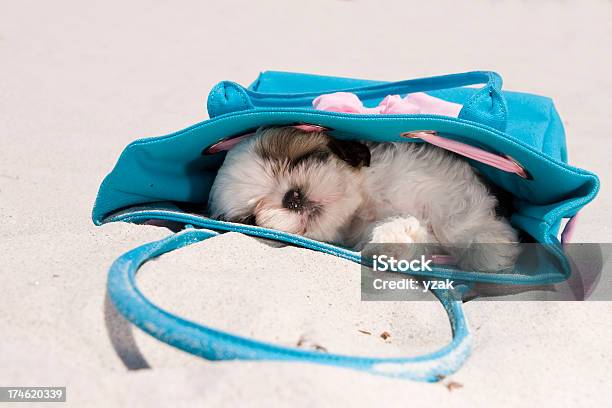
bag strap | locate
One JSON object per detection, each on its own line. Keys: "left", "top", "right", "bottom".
{"left": 107, "top": 227, "right": 472, "bottom": 381}
{"left": 207, "top": 71, "right": 508, "bottom": 131}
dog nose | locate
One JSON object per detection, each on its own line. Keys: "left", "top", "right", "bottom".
{"left": 282, "top": 188, "right": 305, "bottom": 211}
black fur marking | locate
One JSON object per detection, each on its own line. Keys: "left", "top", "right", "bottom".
{"left": 327, "top": 139, "right": 371, "bottom": 168}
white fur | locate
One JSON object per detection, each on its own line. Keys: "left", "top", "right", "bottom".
{"left": 209, "top": 128, "right": 520, "bottom": 271}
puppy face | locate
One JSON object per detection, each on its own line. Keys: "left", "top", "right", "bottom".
{"left": 208, "top": 127, "right": 370, "bottom": 243}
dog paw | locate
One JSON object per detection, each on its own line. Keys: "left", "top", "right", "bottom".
{"left": 446, "top": 218, "right": 521, "bottom": 272}
{"left": 457, "top": 243, "right": 520, "bottom": 272}
{"left": 363, "top": 216, "right": 432, "bottom": 261}
{"left": 369, "top": 216, "right": 429, "bottom": 244}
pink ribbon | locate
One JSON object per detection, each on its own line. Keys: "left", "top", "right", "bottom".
{"left": 313, "top": 92, "right": 463, "bottom": 117}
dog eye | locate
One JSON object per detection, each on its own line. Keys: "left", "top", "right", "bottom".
{"left": 291, "top": 150, "right": 330, "bottom": 168}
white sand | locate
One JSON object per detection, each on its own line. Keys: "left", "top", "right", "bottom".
{"left": 1, "top": 0, "right": 611, "bottom": 406}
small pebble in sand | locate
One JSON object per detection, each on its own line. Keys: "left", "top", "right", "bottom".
{"left": 380, "top": 331, "right": 391, "bottom": 340}
{"left": 445, "top": 381, "right": 463, "bottom": 392}
{"left": 436, "top": 375, "right": 463, "bottom": 391}
{"left": 296, "top": 335, "right": 328, "bottom": 353}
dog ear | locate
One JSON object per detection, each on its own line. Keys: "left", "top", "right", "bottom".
{"left": 327, "top": 138, "right": 371, "bottom": 168}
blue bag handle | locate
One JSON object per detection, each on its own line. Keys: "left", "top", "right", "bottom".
{"left": 207, "top": 71, "right": 508, "bottom": 132}
{"left": 107, "top": 227, "right": 472, "bottom": 381}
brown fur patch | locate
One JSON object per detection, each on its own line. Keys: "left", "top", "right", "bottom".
{"left": 254, "top": 127, "right": 370, "bottom": 170}
{"left": 254, "top": 127, "right": 330, "bottom": 163}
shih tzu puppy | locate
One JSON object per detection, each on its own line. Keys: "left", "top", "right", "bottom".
{"left": 208, "top": 127, "right": 520, "bottom": 271}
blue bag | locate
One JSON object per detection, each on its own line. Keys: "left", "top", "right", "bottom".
{"left": 94, "top": 71, "right": 599, "bottom": 381}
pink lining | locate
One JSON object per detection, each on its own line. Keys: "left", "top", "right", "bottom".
{"left": 561, "top": 214, "right": 579, "bottom": 245}
{"left": 205, "top": 133, "right": 255, "bottom": 154}
{"left": 403, "top": 131, "right": 528, "bottom": 179}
